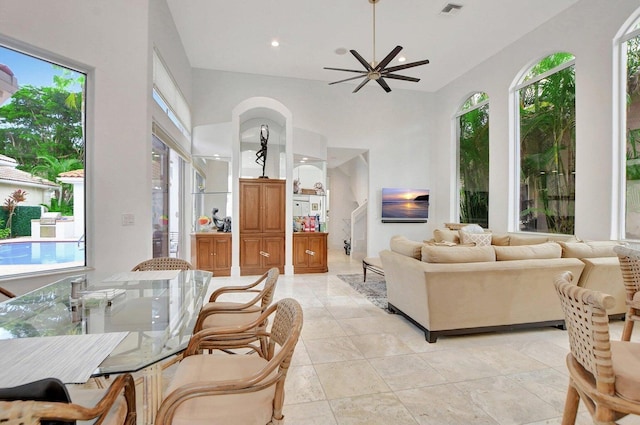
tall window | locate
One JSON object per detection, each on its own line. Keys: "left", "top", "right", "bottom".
{"left": 516, "top": 53, "right": 576, "bottom": 234}
{"left": 621, "top": 18, "right": 640, "bottom": 239}
{"left": 0, "top": 45, "right": 86, "bottom": 277}
{"left": 457, "top": 92, "right": 489, "bottom": 228}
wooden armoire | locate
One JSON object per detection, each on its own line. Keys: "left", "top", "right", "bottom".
{"left": 239, "top": 178, "right": 286, "bottom": 275}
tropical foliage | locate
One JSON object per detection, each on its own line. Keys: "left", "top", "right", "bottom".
{"left": 459, "top": 98, "right": 489, "bottom": 228}
{"left": 518, "top": 52, "right": 576, "bottom": 234}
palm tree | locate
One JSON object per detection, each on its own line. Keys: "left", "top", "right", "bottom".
{"left": 31, "top": 153, "right": 82, "bottom": 214}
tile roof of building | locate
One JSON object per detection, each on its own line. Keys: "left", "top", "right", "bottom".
{"left": 0, "top": 166, "right": 58, "bottom": 188}
{"left": 58, "top": 169, "right": 84, "bottom": 178}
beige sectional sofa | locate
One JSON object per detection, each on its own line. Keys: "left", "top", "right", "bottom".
{"left": 379, "top": 231, "right": 625, "bottom": 343}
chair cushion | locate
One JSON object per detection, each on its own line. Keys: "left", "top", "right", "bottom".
{"left": 200, "top": 302, "right": 262, "bottom": 329}
{"left": 433, "top": 228, "right": 460, "bottom": 244}
{"left": 165, "top": 355, "right": 275, "bottom": 425}
{"left": 611, "top": 341, "right": 640, "bottom": 402}
{"left": 493, "top": 242, "right": 562, "bottom": 261}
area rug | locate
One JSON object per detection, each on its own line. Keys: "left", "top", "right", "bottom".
{"left": 337, "top": 273, "right": 389, "bottom": 312}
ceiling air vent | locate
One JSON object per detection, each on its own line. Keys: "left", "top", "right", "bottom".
{"left": 440, "top": 3, "right": 463, "bottom": 15}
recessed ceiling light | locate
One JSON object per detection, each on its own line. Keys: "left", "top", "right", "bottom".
{"left": 213, "top": 154, "right": 220, "bottom": 157}
{"left": 271, "top": 40, "right": 280, "bottom": 47}
{"left": 398, "top": 56, "right": 406, "bottom": 63}
{"left": 335, "top": 47, "right": 348, "bottom": 55}
{"left": 302, "top": 157, "right": 308, "bottom": 160}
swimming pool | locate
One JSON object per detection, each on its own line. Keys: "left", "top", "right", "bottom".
{"left": 0, "top": 241, "right": 85, "bottom": 265}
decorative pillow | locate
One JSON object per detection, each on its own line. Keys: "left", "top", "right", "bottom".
{"left": 460, "top": 224, "right": 484, "bottom": 234}
{"left": 558, "top": 241, "right": 620, "bottom": 258}
{"left": 421, "top": 245, "right": 496, "bottom": 263}
{"left": 459, "top": 231, "right": 492, "bottom": 246}
{"left": 494, "top": 242, "right": 562, "bottom": 261}
{"left": 389, "top": 235, "right": 423, "bottom": 260}
{"left": 433, "top": 228, "right": 459, "bottom": 244}
{"left": 491, "top": 233, "right": 510, "bottom": 246}
{"left": 508, "top": 234, "right": 549, "bottom": 246}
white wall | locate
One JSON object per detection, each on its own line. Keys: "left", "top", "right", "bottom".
{"left": 431, "top": 0, "right": 640, "bottom": 241}
{"left": 191, "top": 69, "right": 434, "bottom": 257}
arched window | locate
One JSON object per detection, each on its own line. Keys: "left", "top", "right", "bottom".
{"left": 619, "top": 16, "right": 640, "bottom": 239}
{"left": 515, "top": 52, "right": 576, "bottom": 234}
{"left": 456, "top": 92, "right": 489, "bottom": 228}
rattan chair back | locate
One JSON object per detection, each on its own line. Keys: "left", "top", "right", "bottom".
{"left": 131, "top": 257, "right": 193, "bottom": 271}
{"left": 614, "top": 245, "right": 640, "bottom": 340}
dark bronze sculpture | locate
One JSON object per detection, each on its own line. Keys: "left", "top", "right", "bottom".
{"left": 255, "top": 124, "right": 269, "bottom": 178}
{"left": 211, "top": 208, "right": 231, "bottom": 232}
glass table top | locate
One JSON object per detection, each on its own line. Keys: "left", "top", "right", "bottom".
{"left": 0, "top": 270, "right": 212, "bottom": 375}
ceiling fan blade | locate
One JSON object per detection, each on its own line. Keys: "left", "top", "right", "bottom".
{"left": 382, "top": 73, "right": 421, "bottom": 83}
{"left": 352, "top": 77, "right": 371, "bottom": 93}
{"left": 374, "top": 45, "right": 403, "bottom": 72}
{"left": 328, "top": 74, "right": 370, "bottom": 85}
{"left": 350, "top": 50, "right": 374, "bottom": 71}
{"left": 383, "top": 59, "right": 430, "bottom": 73}
{"left": 375, "top": 77, "right": 392, "bottom": 93}
{"left": 324, "top": 67, "right": 368, "bottom": 74}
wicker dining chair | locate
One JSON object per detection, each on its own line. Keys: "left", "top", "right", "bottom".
{"left": 614, "top": 245, "right": 640, "bottom": 341}
{"left": 0, "top": 286, "right": 16, "bottom": 300}
{"left": 155, "top": 298, "right": 303, "bottom": 425}
{"left": 193, "top": 267, "right": 279, "bottom": 334}
{"left": 554, "top": 271, "right": 640, "bottom": 424}
{"left": 0, "top": 373, "right": 136, "bottom": 425}
{"left": 131, "top": 257, "right": 193, "bottom": 271}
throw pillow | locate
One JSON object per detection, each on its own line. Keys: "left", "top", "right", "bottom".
{"left": 433, "top": 228, "right": 460, "bottom": 244}
{"left": 491, "top": 233, "right": 510, "bottom": 246}
{"left": 459, "top": 230, "right": 492, "bottom": 246}
{"left": 389, "top": 235, "right": 423, "bottom": 260}
{"left": 493, "top": 242, "right": 562, "bottom": 261}
{"left": 558, "top": 240, "right": 620, "bottom": 258}
{"left": 421, "top": 245, "right": 496, "bottom": 263}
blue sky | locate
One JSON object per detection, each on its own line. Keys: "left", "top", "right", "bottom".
{"left": 0, "top": 45, "right": 82, "bottom": 89}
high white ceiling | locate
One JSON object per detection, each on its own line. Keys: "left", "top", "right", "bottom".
{"left": 166, "top": 0, "right": 578, "bottom": 93}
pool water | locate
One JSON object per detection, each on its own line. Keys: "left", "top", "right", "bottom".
{"left": 0, "top": 241, "right": 84, "bottom": 265}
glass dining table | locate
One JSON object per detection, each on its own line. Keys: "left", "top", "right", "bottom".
{"left": 0, "top": 269, "right": 212, "bottom": 424}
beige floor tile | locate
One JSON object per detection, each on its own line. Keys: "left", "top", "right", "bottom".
{"left": 283, "top": 400, "right": 338, "bottom": 425}
{"left": 314, "top": 359, "right": 390, "bottom": 399}
{"left": 349, "top": 333, "right": 414, "bottom": 358}
{"left": 396, "top": 383, "right": 499, "bottom": 425}
{"left": 419, "top": 348, "right": 502, "bottom": 382}
{"left": 468, "top": 344, "right": 549, "bottom": 375}
{"left": 329, "top": 392, "right": 419, "bottom": 425}
{"left": 301, "top": 318, "right": 348, "bottom": 340}
{"left": 454, "top": 375, "right": 558, "bottom": 424}
{"left": 291, "top": 339, "right": 313, "bottom": 366}
{"left": 304, "top": 336, "right": 364, "bottom": 363}
{"left": 284, "top": 365, "right": 326, "bottom": 404}
{"left": 368, "top": 353, "right": 447, "bottom": 390}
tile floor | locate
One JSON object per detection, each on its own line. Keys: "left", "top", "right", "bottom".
{"left": 196, "top": 250, "right": 640, "bottom": 425}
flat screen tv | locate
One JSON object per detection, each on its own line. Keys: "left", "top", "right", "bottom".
{"left": 381, "top": 188, "right": 429, "bottom": 223}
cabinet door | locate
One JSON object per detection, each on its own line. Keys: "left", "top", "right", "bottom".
{"left": 212, "top": 235, "right": 231, "bottom": 272}
{"left": 240, "top": 182, "right": 262, "bottom": 233}
{"left": 293, "top": 235, "right": 309, "bottom": 268}
{"left": 262, "top": 236, "right": 285, "bottom": 270}
{"left": 240, "top": 236, "right": 262, "bottom": 269}
{"left": 307, "top": 234, "right": 326, "bottom": 269}
{"left": 195, "top": 237, "right": 214, "bottom": 270}
{"left": 262, "top": 182, "right": 286, "bottom": 233}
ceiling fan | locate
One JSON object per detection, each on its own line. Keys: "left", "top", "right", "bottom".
{"left": 324, "top": 0, "right": 430, "bottom": 93}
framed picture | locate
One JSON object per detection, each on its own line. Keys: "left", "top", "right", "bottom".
{"left": 311, "top": 202, "right": 319, "bottom": 211}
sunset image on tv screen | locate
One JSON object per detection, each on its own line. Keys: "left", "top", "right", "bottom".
{"left": 381, "top": 188, "right": 429, "bottom": 220}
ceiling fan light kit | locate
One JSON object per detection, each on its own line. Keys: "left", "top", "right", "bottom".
{"left": 324, "top": 0, "right": 430, "bottom": 93}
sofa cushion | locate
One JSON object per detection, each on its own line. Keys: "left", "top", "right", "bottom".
{"left": 421, "top": 245, "right": 496, "bottom": 263}
{"left": 460, "top": 231, "right": 492, "bottom": 246}
{"left": 508, "top": 234, "right": 549, "bottom": 246}
{"left": 491, "top": 233, "right": 510, "bottom": 246}
{"left": 494, "top": 242, "right": 562, "bottom": 261}
{"left": 433, "top": 228, "right": 460, "bottom": 244}
{"left": 390, "top": 235, "right": 423, "bottom": 260}
{"left": 558, "top": 240, "right": 620, "bottom": 258}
